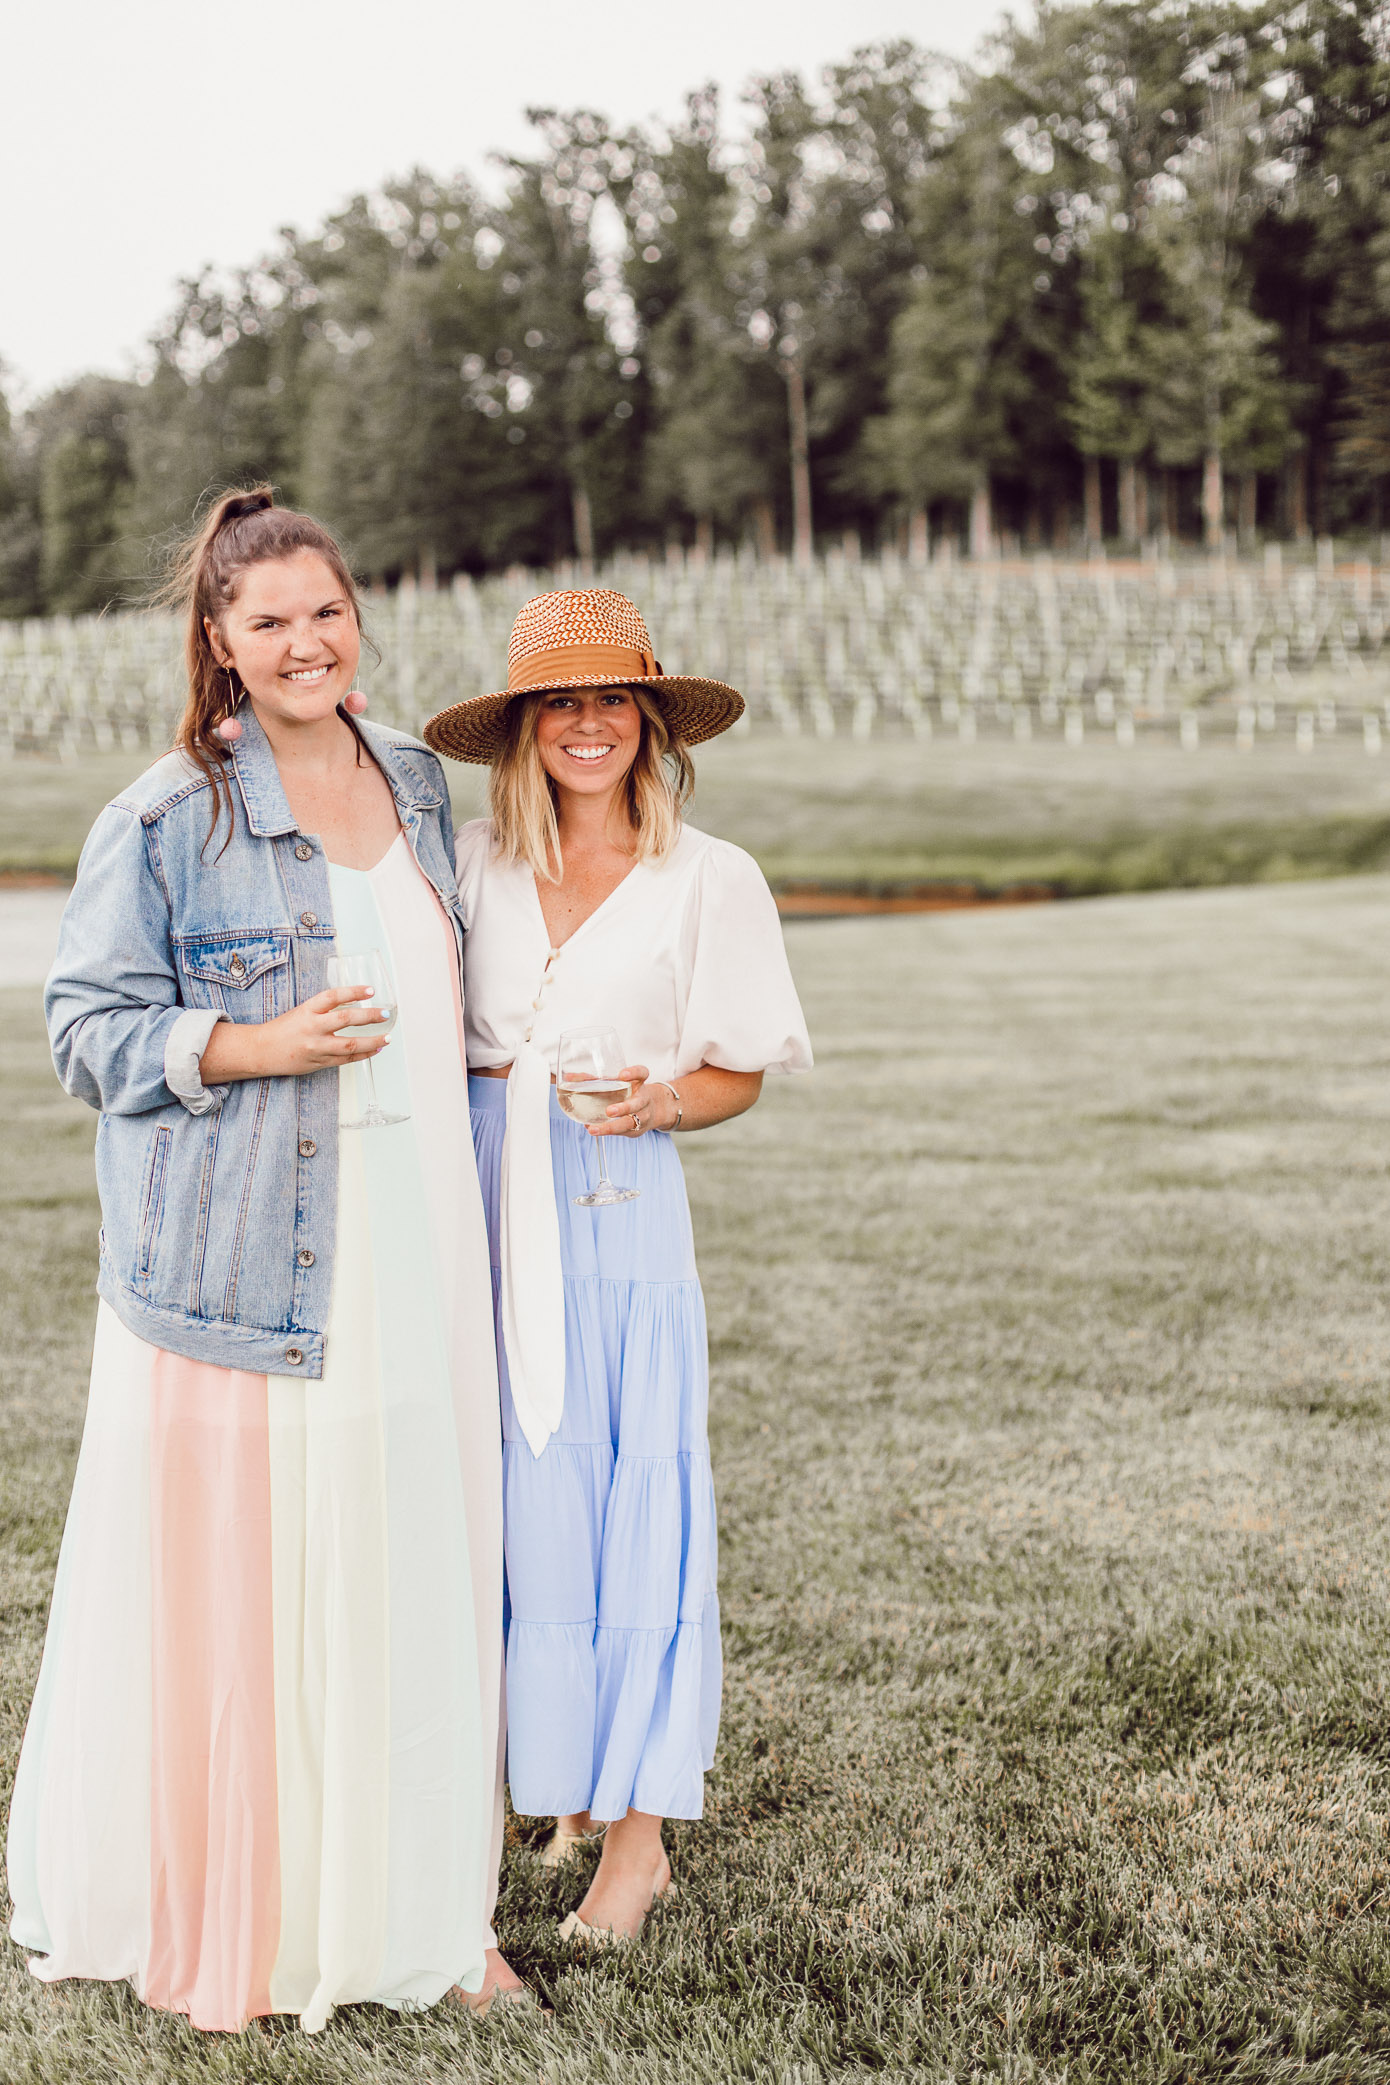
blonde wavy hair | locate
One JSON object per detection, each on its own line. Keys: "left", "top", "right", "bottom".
{"left": 490, "top": 686, "right": 694, "bottom": 881}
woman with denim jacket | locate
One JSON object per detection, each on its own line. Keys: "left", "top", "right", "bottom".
{"left": 7, "top": 491, "right": 526, "bottom": 2030}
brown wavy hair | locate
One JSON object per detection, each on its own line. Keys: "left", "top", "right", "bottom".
{"left": 489, "top": 686, "right": 695, "bottom": 881}
{"left": 158, "top": 485, "right": 367, "bottom": 845}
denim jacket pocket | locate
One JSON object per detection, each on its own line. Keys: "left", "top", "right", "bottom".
{"left": 137, "top": 1124, "right": 172, "bottom": 1281}
{"left": 175, "top": 931, "right": 292, "bottom": 1020}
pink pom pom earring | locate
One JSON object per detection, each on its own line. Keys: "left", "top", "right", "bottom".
{"left": 343, "top": 689, "right": 368, "bottom": 716}
{"left": 213, "top": 663, "right": 242, "bottom": 743}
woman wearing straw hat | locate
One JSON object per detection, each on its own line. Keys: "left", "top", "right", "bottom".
{"left": 425, "top": 588, "right": 811, "bottom": 1942}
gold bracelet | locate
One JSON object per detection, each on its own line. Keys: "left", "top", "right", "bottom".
{"left": 653, "top": 1079, "right": 683, "bottom": 1130}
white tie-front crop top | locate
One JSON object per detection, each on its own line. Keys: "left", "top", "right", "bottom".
{"left": 454, "top": 818, "right": 813, "bottom": 1086}
{"left": 454, "top": 818, "right": 812, "bottom": 1460}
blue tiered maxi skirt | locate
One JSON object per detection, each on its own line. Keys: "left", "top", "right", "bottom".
{"left": 469, "top": 1076, "right": 721, "bottom": 1822}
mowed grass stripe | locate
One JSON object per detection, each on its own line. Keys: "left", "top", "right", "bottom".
{"left": 3, "top": 882, "right": 1390, "bottom": 2078}
{"left": 14, "top": 735, "right": 1390, "bottom": 898}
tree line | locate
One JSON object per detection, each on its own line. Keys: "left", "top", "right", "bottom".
{"left": 5, "top": 0, "right": 1390, "bottom": 618}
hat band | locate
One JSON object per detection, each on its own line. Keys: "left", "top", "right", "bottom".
{"left": 508, "top": 641, "right": 657, "bottom": 693}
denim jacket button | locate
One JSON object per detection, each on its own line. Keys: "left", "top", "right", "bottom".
{"left": 298, "top": 1137, "right": 317, "bottom": 1158}
{"left": 299, "top": 911, "right": 318, "bottom": 929}
{"left": 297, "top": 1248, "right": 315, "bottom": 1268}
{"left": 284, "top": 1345, "right": 304, "bottom": 1366}
{"left": 294, "top": 842, "right": 314, "bottom": 862}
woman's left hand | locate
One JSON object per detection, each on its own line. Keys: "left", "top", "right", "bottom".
{"left": 592, "top": 1065, "right": 674, "bottom": 1137}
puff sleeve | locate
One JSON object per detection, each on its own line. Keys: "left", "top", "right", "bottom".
{"left": 674, "top": 840, "right": 813, "bottom": 1079}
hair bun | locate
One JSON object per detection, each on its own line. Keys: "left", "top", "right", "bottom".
{"left": 216, "top": 487, "right": 274, "bottom": 530}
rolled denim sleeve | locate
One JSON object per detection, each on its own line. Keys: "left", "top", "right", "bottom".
{"left": 45, "top": 803, "right": 215, "bottom": 1117}
{"left": 163, "top": 1008, "right": 227, "bottom": 1115}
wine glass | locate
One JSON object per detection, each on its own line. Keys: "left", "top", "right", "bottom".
{"left": 556, "top": 1027, "right": 641, "bottom": 1207}
{"left": 327, "top": 949, "right": 409, "bottom": 1130}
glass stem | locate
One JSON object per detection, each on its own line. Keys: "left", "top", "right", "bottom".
{"left": 364, "top": 1053, "right": 380, "bottom": 1112}
{"left": 594, "top": 1134, "right": 614, "bottom": 1189}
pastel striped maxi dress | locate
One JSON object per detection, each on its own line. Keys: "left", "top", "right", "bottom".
{"left": 8, "top": 836, "right": 503, "bottom": 2033}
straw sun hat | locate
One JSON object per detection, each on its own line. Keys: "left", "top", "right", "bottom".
{"left": 422, "top": 587, "right": 744, "bottom": 763}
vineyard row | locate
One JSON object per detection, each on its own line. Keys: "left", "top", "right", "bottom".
{"left": 5, "top": 553, "right": 1390, "bottom": 760}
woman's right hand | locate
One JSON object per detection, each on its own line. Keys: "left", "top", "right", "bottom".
{"left": 200, "top": 986, "right": 389, "bottom": 1085}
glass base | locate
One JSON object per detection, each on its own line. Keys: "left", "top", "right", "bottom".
{"left": 342, "top": 1105, "right": 411, "bottom": 1130}
{"left": 573, "top": 1183, "right": 641, "bottom": 1207}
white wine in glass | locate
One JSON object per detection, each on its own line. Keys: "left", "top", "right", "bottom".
{"left": 556, "top": 1079, "right": 631, "bottom": 1126}
{"left": 556, "top": 1027, "right": 640, "bottom": 1206}
{"left": 327, "top": 949, "right": 409, "bottom": 1130}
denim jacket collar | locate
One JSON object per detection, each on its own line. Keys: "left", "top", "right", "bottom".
{"left": 229, "top": 703, "right": 443, "bottom": 838}
{"left": 363, "top": 717, "right": 444, "bottom": 813}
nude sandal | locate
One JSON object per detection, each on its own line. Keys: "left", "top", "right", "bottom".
{"left": 452, "top": 1979, "right": 543, "bottom": 2019}
{"left": 557, "top": 1875, "right": 676, "bottom": 1945}
{"left": 535, "top": 1820, "right": 608, "bottom": 1869}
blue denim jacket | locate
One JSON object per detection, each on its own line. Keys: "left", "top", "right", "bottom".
{"left": 45, "top": 705, "right": 462, "bottom": 1377}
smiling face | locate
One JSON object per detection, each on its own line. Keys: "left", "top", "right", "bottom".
{"left": 206, "top": 548, "right": 361, "bottom": 727}
{"left": 534, "top": 687, "right": 643, "bottom": 802}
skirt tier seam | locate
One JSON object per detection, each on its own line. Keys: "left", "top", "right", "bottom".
{"left": 502, "top": 1444, "right": 711, "bottom": 1461}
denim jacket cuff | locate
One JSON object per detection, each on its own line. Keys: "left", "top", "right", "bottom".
{"left": 164, "top": 1010, "right": 228, "bottom": 1116}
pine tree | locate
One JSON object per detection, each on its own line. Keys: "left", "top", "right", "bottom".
{"left": 1280, "top": 0, "right": 1390, "bottom": 525}
{"left": 1022, "top": 1, "right": 1214, "bottom": 542}
{"left": 36, "top": 379, "right": 135, "bottom": 613}
{"left": 790, "top": 42, "right": 945, "bottom": 538}
{"left": 297, "top": 176, "right": 547, "bottom": 575}
{"left": 868, "top": 67, "right": 1075, "bottom": 551}
{"left": 1144, "top": 38, "right": 1292, "bottom": 547}
{"left": 491, "top": 113, "right": 639, "bottom": 567}
{"left": 0, "top": 376, "right": 41, "bottom": 618}
{"left": 1068, "top": 232, "right": 1161, "bottom": 544}
{"left": 614, "top": 89, "right": 787, "bottom": 553}
{"left": 738, "top": 71, "right": 825, "bottom": 561}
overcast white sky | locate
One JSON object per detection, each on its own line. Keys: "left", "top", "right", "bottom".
{"left": 1, "top": 0, "right": 1009, "bottom": 402}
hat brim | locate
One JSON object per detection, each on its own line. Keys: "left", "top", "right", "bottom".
{"left": 423, "top": 673, "right": 745, "bottom": 764}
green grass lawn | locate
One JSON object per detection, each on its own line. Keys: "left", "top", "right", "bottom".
{"left": 692, "top": 732, "right": 1390, "bottom": 892}
{"left": 11, "top": 734, "right": 1390, "bottom": 896}
{"left": 5, "top": 882, "right": 1390, "bottom": 2079}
